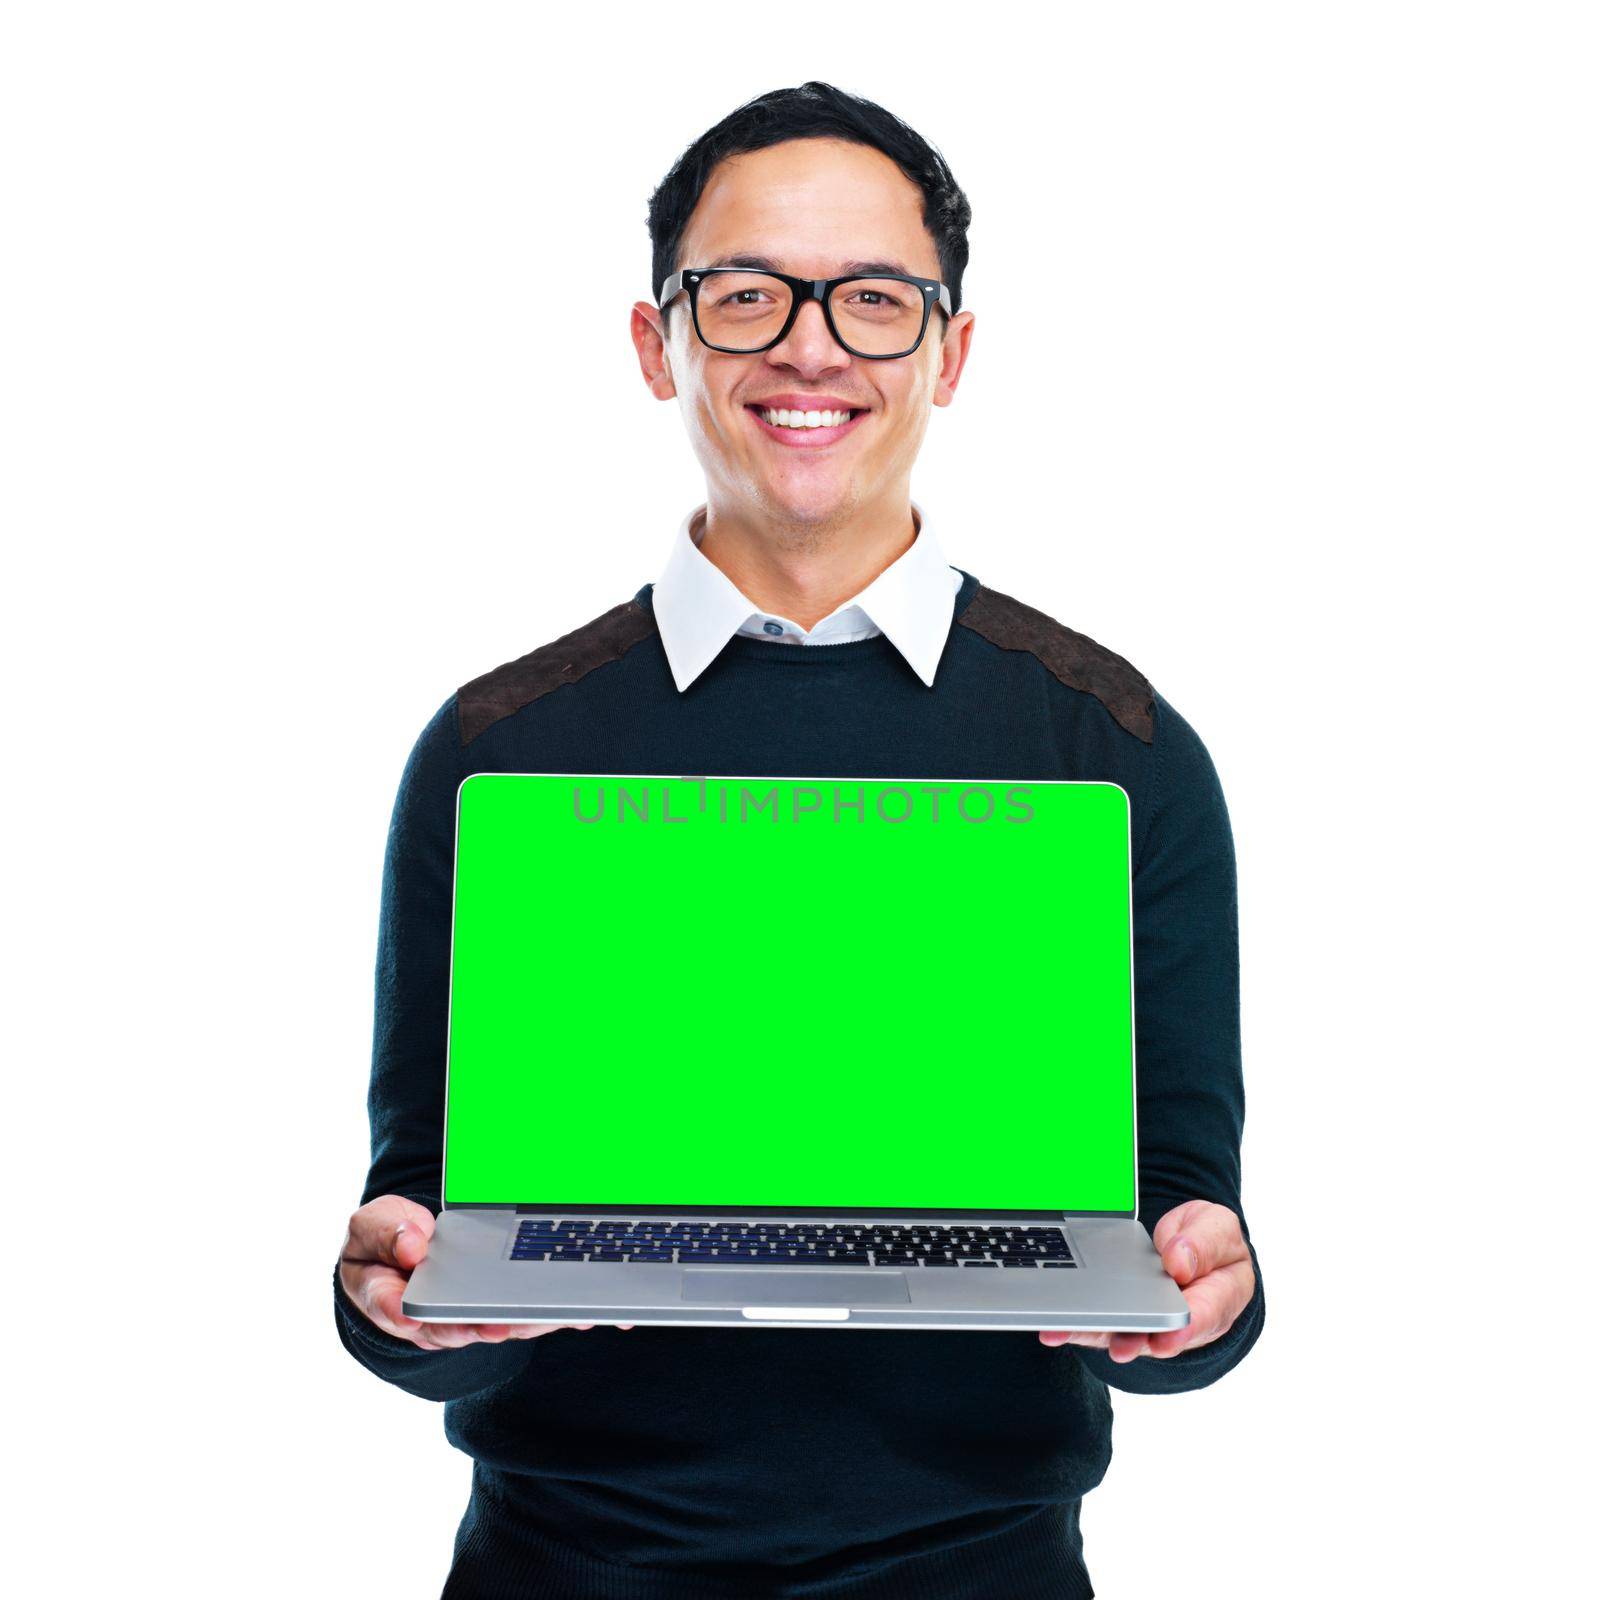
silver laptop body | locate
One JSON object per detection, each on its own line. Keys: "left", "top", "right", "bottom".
{"left": 404, "top": 772, "right": 1191, "bottom": 1333}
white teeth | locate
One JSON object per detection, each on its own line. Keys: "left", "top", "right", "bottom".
{"left": 760, "top": 407, "right": 852, "bottom": 429}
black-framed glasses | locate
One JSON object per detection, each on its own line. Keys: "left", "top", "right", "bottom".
{"left": 657, "top": 267, "right": 953, "bottom": 360}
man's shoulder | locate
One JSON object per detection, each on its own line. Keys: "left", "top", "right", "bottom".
{"left": 456, "top": 592, "right": 658, "bottom": 746}
{"left": 956, "top": 581, "right": 1156, "bottom": 744}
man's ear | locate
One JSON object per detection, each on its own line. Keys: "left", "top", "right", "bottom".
{"left": 631, "top": 302, "right": 677, "bottom": 402}
{"left": 932, "top": 309, "right": 975, "bottom": 408}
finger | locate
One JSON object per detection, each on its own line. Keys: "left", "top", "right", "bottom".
{"left": 1157, "top": 1203, "right": 1247, "bottom": 1287}
{"left": 421, "top": 1317, "right": 609, "bottom": 1348}
{"left": 345, "top": 1262, "right": 427, "bottom": 1341}
{"left": 412, "top": 1318, "right": 542, "bottom": 1350}
{"left": 398, "top": 1298, "right": 625, "bottom": 1343}
{"left": 1150, "top": 1199, "right": 1211, "bottom": 1259}
{"left": 1108, "top": 1332, "right": 1149, "bottom": 1362}
{"left": 345, "top": 1259, "right": 562, "bottom": 1348}
{"left": 1038, "top": 1327, "right": 1170, "bottom": 1363}
{"left": 1148, "top": 1259, "right": 1257, "bottom": 1356}
{"left": 410, "top": 1322, "right": 489, "bottom": 1351}
{"left": 344, "top": 1196, "right": 436, "bottom": 1269}
{"left": 1145, "top": 1321, "right": 1201, "bottom": 1358}
{"left": 500, "top": 1322, "right": 593, "bottom": 1339}
{"left": 349, "top": 1265, "right": 503, "bottom": 1347}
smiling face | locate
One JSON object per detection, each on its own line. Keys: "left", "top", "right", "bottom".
{"left": 634, "top": 137, "right": 974, "bottom": 535}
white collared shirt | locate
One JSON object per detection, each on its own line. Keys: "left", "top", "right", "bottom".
{"left": 651, "top": 499, "right": 964, "bottom": 693}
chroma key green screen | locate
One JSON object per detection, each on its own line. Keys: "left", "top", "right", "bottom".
{"left": 444, "top": 773, "right": 1136, "bottom": 1213}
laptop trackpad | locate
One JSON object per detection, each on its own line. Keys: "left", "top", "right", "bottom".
{"left": 680, "top": 1269, "right": 911, "bottom": 1306}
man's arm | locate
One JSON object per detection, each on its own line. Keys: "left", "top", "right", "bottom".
{"left": 1049, "top": 690, "right": 1266, "bottom": 1394}
{"left": 331, "top": 696, "right": 551, "bottom": 1402}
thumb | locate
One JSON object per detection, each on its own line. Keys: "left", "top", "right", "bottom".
{"left": 388, "top": 1202, "right": 436, "bottom": 1268}
{"left": 1160, "top": 1234, "right": 1201, "bottom": 1285}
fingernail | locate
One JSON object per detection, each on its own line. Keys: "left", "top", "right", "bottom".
{"left": 1174, "top": 1238, "right": 1198, "bottom": 1277}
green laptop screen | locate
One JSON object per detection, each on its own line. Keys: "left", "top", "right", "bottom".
{"left": 444, "top": 774, "right": 1136, "bottom": 1213}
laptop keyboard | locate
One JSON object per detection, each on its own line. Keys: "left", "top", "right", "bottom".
{"left": 510, "top": 1220, "right": 1077, "bottom": 1267}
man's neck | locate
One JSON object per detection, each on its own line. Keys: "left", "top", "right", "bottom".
{"left": 693, "top": 497, "right": 921, "bottom": 632}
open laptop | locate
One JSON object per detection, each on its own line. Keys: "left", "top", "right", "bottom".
{"left": 402, "top": 772, "right": 1191, "bottom": 1332}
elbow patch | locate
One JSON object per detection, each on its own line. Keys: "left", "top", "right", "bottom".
{"left": 957, "top": 584, "right": 1155, "bottom": 743}
{"left": 457, "top": 598, "right": 659, "bottom": 745}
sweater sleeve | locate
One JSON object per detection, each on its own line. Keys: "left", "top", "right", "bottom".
{"left": 1072, "top": 690, "right": 1266, "bottom": 1396}
{"left": 331, "top": 695, "right": 542, "bottom": 1402}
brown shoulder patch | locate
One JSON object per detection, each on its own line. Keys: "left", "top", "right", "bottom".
{"left": 457, "top": 598, "right": 658, "bottom": 746}
{"left": 957, "top": 584, "right": 1154, "bottom": 743}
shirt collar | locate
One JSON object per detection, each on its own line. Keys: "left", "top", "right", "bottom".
{"left": 651, "top": 499, "right": 961, "bottom": 693}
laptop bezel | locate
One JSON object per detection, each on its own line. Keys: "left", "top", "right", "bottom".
{"left": 436, "top": 771, "right": 1141, "bottom": 1223}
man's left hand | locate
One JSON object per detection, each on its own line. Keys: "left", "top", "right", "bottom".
{"left": 1039, "top": 1199, "right": 1255, "bottom": 1363}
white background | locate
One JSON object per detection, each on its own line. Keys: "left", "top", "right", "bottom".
{"left": 5, "top": 3, "right": 1595, "bottom": 1595}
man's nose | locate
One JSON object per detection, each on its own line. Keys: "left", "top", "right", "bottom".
{"left": 767, "top": 297, "right": 850, "bottom": 370}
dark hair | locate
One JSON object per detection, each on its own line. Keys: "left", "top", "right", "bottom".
{"left": 646, "top": 80, "right": 972, "bottom": 336}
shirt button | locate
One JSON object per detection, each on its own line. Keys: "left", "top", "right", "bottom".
{"left": 762, "top": 620, "right": 783, "bottom": 635}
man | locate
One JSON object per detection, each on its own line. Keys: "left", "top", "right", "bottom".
{"left": 334, "top": 80, "right": 1264, "bottom": 1600}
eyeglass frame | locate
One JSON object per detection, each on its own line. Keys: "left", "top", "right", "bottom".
{"left": 657, "top": 267, "right": 954, "bottom": 360}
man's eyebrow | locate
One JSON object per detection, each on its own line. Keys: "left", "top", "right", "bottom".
{"left": 703, "top": 253, "right": 920, "bottom": 277}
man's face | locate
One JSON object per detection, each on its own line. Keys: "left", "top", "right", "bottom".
{"left": 634, "top": 137, "right": 973, "bottom": 530}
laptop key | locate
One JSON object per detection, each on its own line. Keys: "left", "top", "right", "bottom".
{"left": 1041, "top": 1261, "right": 1079, "bottom": 1268}
{"left": 961, "top": 1260, "right": 999, "bottom": 1268}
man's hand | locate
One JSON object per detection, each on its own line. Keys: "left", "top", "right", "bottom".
{"left": 338, "top": 1195, "right": 635, "bottom": 1351}
{"left": 1039, "top": 1199, "right": 1255, "bottom": 1363}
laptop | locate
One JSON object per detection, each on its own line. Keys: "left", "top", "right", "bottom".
{"left": 402, "top": 772, "right": 1191, "bottom": 1332}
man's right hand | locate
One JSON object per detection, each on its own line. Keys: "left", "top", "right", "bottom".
{"left": 339, "top": 1195, "right": 635, "bottom": 1351}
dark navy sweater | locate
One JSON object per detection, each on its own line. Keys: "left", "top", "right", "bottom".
{"left": 333, "top": 567, "right": 1265, "bottom": 1599}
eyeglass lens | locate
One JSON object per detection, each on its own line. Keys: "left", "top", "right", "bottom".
{"left": 695, "top": 272, "right": 930, "bottom": 357}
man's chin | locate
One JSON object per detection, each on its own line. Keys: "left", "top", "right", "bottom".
{"left": 757, "top": 474, "right": 857, "bottom": 527}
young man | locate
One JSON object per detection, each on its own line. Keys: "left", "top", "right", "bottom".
{"left": 334, "top": 80, "right": 1264, "bottom": 1600}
